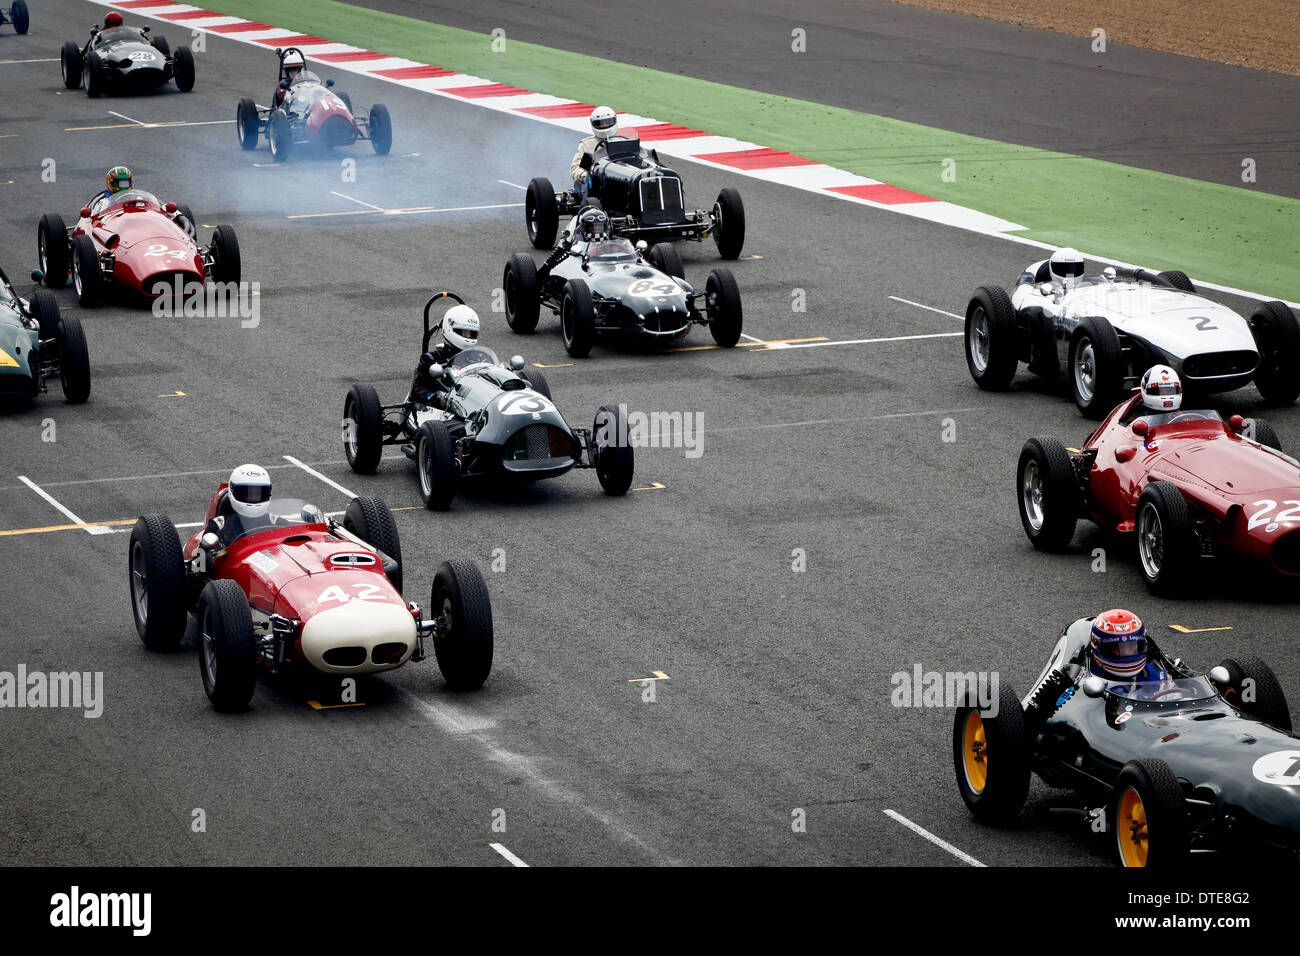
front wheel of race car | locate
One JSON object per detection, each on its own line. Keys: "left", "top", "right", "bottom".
{"left": 343, "top": 495, "right": 403, "bottom": 595}
{"left": 83, "top": 51, "right": 105, "bottom": 98}
{"left": 11, "top": 0, "right": 29, "bottom": 34}
{"left": 647, "top": 242, "right": 684, "bottom": 279}
{"left": 705, "top": 268, "right": 743, "bottom": 347}
{"left": 267, "top": 110, "right": 292, "bottom": 162}
{"left": 29, "top": 288, "right": 60, "bottom": 341}
{"left": 71, "top": 234, "right": 103, "bottom": 308}
{"left": 236, "top": 97, "right": 260, "bottom": 149}
{"left": 593, "top": 404, "right": 634, "bottom": 496}
{"left": 1070, "top": 316, "right": 1124, "bottom": 419}
{"left": 965, "top": 285, "right": 1018, "bottom": 390}
{"left": 56, "top": 317, "right": 91, "bottom": 404}
{"left": 343, "top": 382, "right": 384, "bottom": 474}
{"left": 1110, "top": 758, "right": 1189, "bottom": 868}
{"left": 430, "top": 561, "right": 493, "bottom": 691}
{"left": 150, "top": 34, "right": 171, "bottom": 57}
{"left": 518, "top": 366, "right": 551, "bottom": 399}
{"left": 561, "top": 279, "right": 595, "bottom": 358}
{"left": 129, "top": 513, "right": 189, "bottom": 651}
{"left": 368, "top": 104, "right": 393, "bottom": 155}
{"left": 1135, "top": 480, "right": 1199, "bottom": 597}
{"left": 416, "top": 421, "right": 457, "bottom": 511}
{"left": 209, "top": 225, "right": 240, "bottom": 284}
{"left": 38, "top": 213, "right": 69, "bottom": 287}
{"left": 1248, "top": 417, "right": 1282, "bottom": 452}
{"left": 172, "top": 46, "right": 196, "bottom": 92}
{"left": 1218, "top": 655, "right": 1291, "bottom": 731}
{"left": 60, "top": 42, "right": 83, "bottom": 90}
{"left": 711, "top": 187, "right": 745, "bottom": 260}
{"left": 526, "top": 177, "right": 559, "bottom": 249}
{"left": 1017, "top": 437, "right": 1079, "bottom": 552}
{"left": 197, "top": 579, "right": 257, "bottom": 713}
{"left": 952, "top": 681, "right": 1031, "bottom": 825}
{"left": 503, "top": 253, "right": 540, "bottom": 333}
{"left": 1248, "top": 301, "right": 1300, "bottom": 405}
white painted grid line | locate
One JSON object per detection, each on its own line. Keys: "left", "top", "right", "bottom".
{"left": 883, "top": 809, "right": 985, "bottom": 867}
{"left": 17, "top": 476, "right": 112, "bottom": 535}
{"left": 489, "top": 843, "right": 530, "bottom": 867}
{"left": 283, "top": 455, "right": 356, "bottom": 499}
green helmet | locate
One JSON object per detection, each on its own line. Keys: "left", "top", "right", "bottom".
{"left": 106, "top": 166, "right": 133, "bottom": 193}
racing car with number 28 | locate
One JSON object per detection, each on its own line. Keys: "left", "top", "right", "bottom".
{"left": 60, "top": 13, "right": 194, "bottom": 96}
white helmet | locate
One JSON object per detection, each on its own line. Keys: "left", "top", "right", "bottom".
{"left": 228, "top": 464, "right": 272, "bottom": 519}
{"left": 282, "top": 50, "right": 304, "bottom": 76}
{"left": 1140, "top": 365, "right": 1182, "bottom": 413}
{"left": 589, "top": 105, "right": 617, "bottom": 140}
{"left": 441, "top": 304, "right": 480, "bottom": 351}
{"left": 1049, "top": 247, "right": 1085, "bottom": 283}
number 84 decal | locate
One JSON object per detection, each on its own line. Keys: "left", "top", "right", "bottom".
{"left": 1247, "top": 499, "right": 1300, "bottom": 532}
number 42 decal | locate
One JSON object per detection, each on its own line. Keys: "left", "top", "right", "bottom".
{"left": 1247, "top": 499, "right": 1300, "bottom": 531}
{"left": 317, "top": 582, "right": 385, "bottom": 604}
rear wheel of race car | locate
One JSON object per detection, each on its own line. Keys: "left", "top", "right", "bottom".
{"left": 1218, "top": 655, "right": 1291, "bottom": 731}
{"left": 647, "top": 242, "right": 684, "bottom": 279}
{"left": 236, "top": 97, "right": 259, "bottom": 149}
{"left": 28, "top": 288, "right": 60, "bottom": 341}
{"left": 1110, "top": 758, "right": 1189, "bottom": 868}
{"left": 952, "top": 681, "right": 1031, "bottom": 825}
{"left": 705, "top": 268, "right": 743, "bottom": 348}
{"left": 150, "top": 34, "right": 171, "bottom": 57}
{"left": 518, "top": 366, "right": 551, "bottom": 400}
{"left": 83, "top": 51, "right": 105, "bottom": 98}
{"left": 1157, "top": 270, "right": 1195, "bottom": 293}
{"left": 197, "top": 580, "right": 257, "bottom": 713}
{"left": 343, "top": 383, "right": 384, "bottom": 474}
{"left": 57, "top": 317, "right": 91, "bottom": 404}
{"left": 965, "top": 285, "right": 1018, "bottom": 390}
{"left": 38, "top": 213, "right": 69, "bottom": 288}
{"left": 1248, "top": 301, "right": 1300, "bottom": 405}
{"left": 561, "top": 280, "right": 595, "bottom": 358}
{"left": 1017, "top": 437, "right": 1079, "bottom": 552}
{"left": 1070, "top": 316, "right": 1125, "bottom": 418}
{"left": 593, "top": 404, "right": 634, "bottom": 496}
{"left": 173, "top": 46, "right": 196, "bottom": 92}
{"left": 1135, "top": 480, "right": 1199, "bottom": 597}
{"left": 343, "top": 495, "right": 403, "bottom": 595}
{"left": 71, "top": 234, "right": 103, "bottom": 308}
{"left": 526, "top": 177, "right": 558, "bottom": 249}
{"left": 129, "top": 514, "right": 188, "bottom": 651}
{"left": 368, "top": 104, "right": 392, "bottom": 155}
{"left": 416, "top": 421, "right": 457, "bottom": 511}
{"left": 174, "top": 203, "right": 197, "bottom": 240}
{"left": 210, "top": 224, "right": 240, "bottom": 284}
{"left": 503, "top": 253, "right": 540, "bottom": 333}
{"left": 1249, "top": 418, "right": 1282, "bottom": 451}
{"left": 430, "top": 561, "right": 493, "bottom": 691}
{"left": 11, "top": 0, "right": 28, "bottom": 34}
{"left": 711, "top": 187, "right": 746, "bottom": 260}
{"left": 60, "top": 42, "right": 82, "bottom": 89}
{"left": 336, "top": 91, "right": 353, "bottom": 114}
{"left": 268, "top": 110, "right": 292, "bottom": 162}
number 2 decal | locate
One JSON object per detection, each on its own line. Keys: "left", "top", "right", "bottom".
{"left": 1247, "top": 499, "right": 1300, "bottom": 531}
{"left": 1185, "top": 315, "right": 1218, "bottom": 332}
{"left": 317, "top": 582, "right": 385, "bottom": 604}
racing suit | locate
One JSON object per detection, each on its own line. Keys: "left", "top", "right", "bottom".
{"left": 570, "top": 134, "right": 602, "bottom": 196}
{"left": 410, "top": 343, "right": 461, "bottom": 407}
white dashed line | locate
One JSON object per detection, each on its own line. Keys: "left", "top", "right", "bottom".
{"left": 283, "top": 455, "right": 356, "bottom": 499}
{"left": 883, "top": 809, "right": 985, "bottom": 867}
{"left": 888, "top": 295, "right": 963, "bottom": 320}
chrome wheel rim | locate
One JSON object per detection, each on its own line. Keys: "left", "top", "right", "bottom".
{"left": 969, "top": 308, "right": 990, "bottom": 372}
{"left": 343, "top": 398, "right": 358, "bottom": 461}
{"left": 1074, "top": 339, "right": 1097, "bottom": 404}
{"left": 130, "top": 540, "right": 148, "bottom": 624}
{"left": 1138, "top": 503, "right": 1164, "bottom": 578}
{"left": 72, "top": 255, "right": 83, "bottom": 296}
{"left": 1021, "top": 459, "right": 1046, "bottom": 531}
{"left": 202, "top": 608, "right": 218, "bottom": 684}
{"left": 38, "top": 232, "right": 48, "bottom": 275}
{"left": 419, "top": 436, "right": 433, "bottom": 497}
{"left": 561, "top": 300, "right": 573, "bottom": 346}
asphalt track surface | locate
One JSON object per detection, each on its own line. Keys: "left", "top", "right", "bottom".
{"left": 355, "top": 0, "right": 1300, "bottom": 199}
{"left": 0, "top": 0, "right": 1297, "bottom": 868}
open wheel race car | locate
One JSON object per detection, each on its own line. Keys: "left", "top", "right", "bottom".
{"left": 965, "top": 255, "right": 1300, "bottom": 418}
{"left": 0, "top": 265, "right": 90, "bottom": 405}
{"left": 0, "top": 1, "right": 29, "bottom": 35}
{"left": 235, "top": 47, "right": 392, "bottom": 160}
{"left": 526, "top": 136, "right": 745, "bottom": 259}
{"left": 954, "top": 617, "right": 1300, "bottom": 866}
{"left": 60, "top": 19, "right": 194, "bottom": 96}
{"left": 128, "top": 483, "right": 493, "bottom": 712}
{"left": 343, "top": 292, "right": 635, "bottom": 510}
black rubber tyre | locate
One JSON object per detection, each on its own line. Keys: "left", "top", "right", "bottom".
{"left": 416, "top": 420, "right": 457, "bottom": 511}
{"left": 711, "top": 187, "right": 745, "bottom": 259}
{"left": 150, "top": 34, "right": 171, "bottom": 57}
{"left": 953, "top": 681, "right": 1031, "bottom": 825}
{"left": 28, "top": 288, "right": 61, "bottom": 341}
{"left": 236, "top": 97, "right": 260, "bottom": 149}
{"left": 337, "top": 91, "right": 353, "bottom": 114}
{"left": 175, "top": 203, "right": 197, "bottom": 240}
{"left": 518, "top": 366, "right": 551, "bottom": 399}
{"left": 705, "top": 268, "right": 743, "bottom": 347}
{"left": 60, "top": 42, "right": 82, "bottom": 89}
{"left": 368, "top": 104, "right": 393, "bottom": 155}
{"left": 1157, "top": 270, "right": 1195, "bottom": 293}
{"left": 1250, "top": 418, "right": 1282, "bottom": 452}
{"left": 343, "top": 383, "right": 384, "bottom": 474}
{"left": 210, "top": 224, "right": 240, "bottom": 284}
{"left": 1017, "top": 437, "right": 1079, "bottom": 552}
{"left": 593, "top": 404, "right": 634, "bottom": 496}
{"left": 1219, "top": 655, "right": 1292, "bottom": 731}
{"left": 1249, "top": 301, "right": 1300, "bottom": 405}
{"left": 38, "top": 213, "right": 69, "bottom": 287}
{"left": 503, "top": 253, "right": 540, "bottom": 333}
{"left": 128, "top": 514, "right": 188, "bottom": 651}
{"left": 83, "top": 51, "right": 105, "bottom": 98}
{"left": 964, "top": 285, "right": 1019, "bottom": 390}
{"left": 1070, "top": 316, "right": 1125, "bottom": 418}
{"left": 1110, "top": 758, "right": 1189, "bottom": 868}
{"left": 343, "top": 495, "right": 402, "bottom": 595}
{"left": 1135, "top": 480, "right": 1199, "bottom": 597}
{"left": 197, "top": 580, "right": 257, "bottom": 713}
{"left": 647, "top": 241, "right": 684, "bottom": 279}
{"left": 173, "top": 45, "right": 195, "bottom": 92}
{"left": 561, "top": 279, "right": 595, "bottom": 358}
{"left": 11, "top": 0, "right": 28, "bottom": 34}
{"left": 56, "top": 317, "right": 90, "bottom": 404}
{"left": 71, "top": 234, "right": 103, "bottom": 308}
{"left": 526, "top": 177, "right": 558, "bottom": 249}
{"left": 430, "top": 560, "right": 493, "bottom": 691}
{"left": 267, "top": 109, "right": 292, "bottom": 162}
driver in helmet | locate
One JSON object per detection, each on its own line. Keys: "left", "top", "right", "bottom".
{"left": 98, "top": 10, "right": 127, "bottom": 38}
{"left": 206, "top": 464, "right": 273, "bottom": 545}
{"left": 569, "top": 106, "right": 618, "bottom": 198}
{"left": 411, "top": 304, "right": 480, "bottom": 407}
{"left": 274, "top": 50, "right": 307, "bottom": 104}
{"left": 94, "top": 165, "right": 133, "bottom": 203}
{"left": 1047, "top": 247, "right": 1086, "bottom": 292}
{"left": 1121, "top": 365, "right": 1212, "bottom": 428}
{"left": 1089, "top": 609, "right": 1167, "bottom": 684}
{"left": 536, "top": 205, "right": 608, "bottom": 282}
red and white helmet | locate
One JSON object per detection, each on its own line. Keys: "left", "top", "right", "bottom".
{"left": 441, "top": 304, "right": 480, "bottom": 351}
{"left": 228, "top": 464, "right": 272, "bottom": 519}
{"left": 1090, "top": 609, "right": 1148, "bottom": 679}
{"left": 589, "top": 106, "right": 617, "bottom": 140}
{"left": 1140, "top": 365, "right": 1182, "bottom": 412}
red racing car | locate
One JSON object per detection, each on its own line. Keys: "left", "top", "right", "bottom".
{"left": 1017, "top": 375, "right": 1300, "bottom": 595}
{"left": 128, "top": 478, "right": 493, "bottom": 711}
{"left": 38, "top": 188, "right": 239, "bottom": 307}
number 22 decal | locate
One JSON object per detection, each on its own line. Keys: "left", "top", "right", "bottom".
{"left": 317, "top": 582, "right": 385, "bottom": 604}
{"left": 1247, "top": 499, "right": 1300, "bottom": 531}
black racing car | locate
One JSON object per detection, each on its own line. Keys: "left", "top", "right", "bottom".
{"left": 954, "top": 617, "right": 1300, "bottom": 866}
{"left": 525, "top": 136, "right": 745, "bottom": 259}
{"left": 342, "top": 292, "right": 634, "bottom": 510}
{"left": 61, "top": 20, "right": 195, "bottom": 96}
{"left": 0, "top": 1, "right": 29, "bottom": 35}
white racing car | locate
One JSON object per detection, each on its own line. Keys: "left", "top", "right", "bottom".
{"left": 964, "top": 249, "right": 1300, "bottom": 417}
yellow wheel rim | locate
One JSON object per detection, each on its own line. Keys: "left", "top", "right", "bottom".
{"left": 1117, "top": 787, "right": 1149, "bottom": 867}
{"left": 962, "top": 711, "right": 988, "bottom": 793}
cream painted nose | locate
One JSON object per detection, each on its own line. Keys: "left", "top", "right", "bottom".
{"left": 300, "top": 599, "right": 416, "bottom": 673}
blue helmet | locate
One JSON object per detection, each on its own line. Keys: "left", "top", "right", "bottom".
{"left": 1090, "top": 609, "right": 1147, "bottom": 679}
